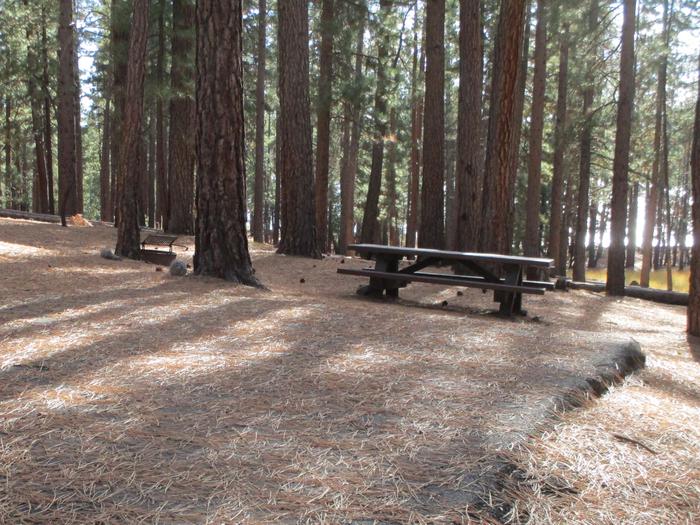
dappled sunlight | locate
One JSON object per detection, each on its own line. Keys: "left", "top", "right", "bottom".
{"left": 0, "top": 240, "right": 58, "bottom": 258}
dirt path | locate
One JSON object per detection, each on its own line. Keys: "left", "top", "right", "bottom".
{"left": 0, "top": 218, "right": 697, "bottom": 523}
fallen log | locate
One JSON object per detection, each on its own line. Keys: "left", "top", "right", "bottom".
{"left": 567, "top": 280, "right": 688, "bottom": 306}
{"left": 0, "top": 208, "right": 61, "bottom": 223}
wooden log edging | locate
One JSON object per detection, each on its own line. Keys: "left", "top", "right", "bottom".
{"left": 0, "top": 208, "right": 61, "bottom": 223}
{"left": 567, "top": 279, "right": 688, "bottom": 306}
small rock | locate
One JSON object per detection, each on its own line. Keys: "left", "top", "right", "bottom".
{"left": 300, "top": 278, "right": 306, "bottom": 283}
{"left": 457, "top": 291, "right": 463, "bottom": 296}
{"left": 441, "top": 300, "right": 448, "bottom": 307}
{"left": 532, "top": 315, "right": 541, "bottom": 322}
{"left": 169, "top": 260, "right": 188, "bottom": 277}
{"left": 629, "top": 280, "right": 639, "bottom": 286}
{"left": 340, "top": 259, "right": 345, "bottom": 264}
{"left": 155, "top": 267, "right": 163, "bottom": 272}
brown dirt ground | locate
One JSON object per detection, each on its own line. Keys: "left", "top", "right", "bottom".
{"left": 0, "top": 217, "right": 698, "bottom": 524}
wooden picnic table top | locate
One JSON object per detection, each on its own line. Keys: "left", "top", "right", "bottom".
{"left": 141, "top": 234, "right": 178, "bottom": 247}
{"left": 348, "top": 244, "right": 554, "bottom": 268}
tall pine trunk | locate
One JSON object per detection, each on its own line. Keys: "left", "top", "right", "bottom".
{"left": 252, "top": 0, "right": 267, "bottom": 243}
{"left": 406, "top": 20, "right": 424, "bottom": 248}
{"left": 115, "top": 0, "right": 149, "bottom": 259}
{"left": 524, "top": 0, "right": 546, "bottom": 260}
{"left": 100, "top": 100, "right": 112, "bottom": 221}
{"left": 607, "top": 0, "right": 636, "bottom": 295}
{"left": 361, "top": 0, "right": 392, "bottom": 244}
{"left": 455, "top": 0, "right": 482, "bottom": 252}
{"left": 57, "top": 0, "right": 78, "bottom": 222}
{"left": 419, "top": 0, "right": 445, "bottom": 249}
{"left": 548, "top": 20, "right": 568, "bottom": 275}
{"left": 41, "top": 6, "right": 55, "bottom": 214}
{"left": 481, "top": 0, "right": 527, "bottom": 254}
{"left": 688, "top": 55, "right": 700, "bottom": 333}
{"left": 155, "top": 0, "right": 167, "bottom": 228}
{"left": 640, "top": 0, "right": 670, "bottom": 287}
{"left": 314, "top": 0, "right": 334, "bottom": 252}
{"left": 573, "top": 0, "right": 598, "bottom": 281}
{"left": 167, "top": 0, "right": 196, "bottom": 234}
{"left": 338, "top": 5, "right": 365, "bottom": 255}
{"left": 626, "top": 181, "right": 638, "bottom": 267}
{"left": 277, "top": 0, "right": 319, "bottom": 257}
{"left": 73, "top": 33, "right": 83, "bottom": 214}
{"left": 194, "top": 0, "right": 257, "bottom": 284}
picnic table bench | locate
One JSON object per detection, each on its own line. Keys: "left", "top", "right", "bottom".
{"left": 337, "top": 244, "right": 554, "bottom": 316}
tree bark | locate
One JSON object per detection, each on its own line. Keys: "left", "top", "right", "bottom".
{"left": 41, "top": 6, "right": 55, "bottom": 214}
{"left": 418, "top": 0, "right": 446, "bottom": 249}
{"left": 73, "top": 32, "right": 83, "bottom": 214}
{"left": 314, "top": 0, "right": 334, "bottom": 252}
{"left": 24, "top": 2, "right": 50, "bottom": 214}
{"left": 548, "top": 20, "right": 568, "bottom": 275}
{"left": 481, "top": 0, "right": 527, "bottom": 254}
{"left": 361, "top": 0, "right": 392, "bottom": 245}
{"left": 115, "top": 0, "right": 149, "bottom": 259}
{"left": 100, "top": 100, "right": 112, "bottom": 221}
{"left": 154, "top": 0, "right": 167, "bottom": 228}
{"left": 688, "top": 55, "right": 700, "bottom": 333}
{"left": 573, "top": 0, "right": 598, "bottom": 281}
{"left": 339, "top": 5, "right": 366, "bottom": 255}
{"left": 167, "top": 0, "right": 196, "bottom": 234}
{"left": 194, "top": 0, "right": 257, "bottom": 284}
{"left": 640, "top": 0, "right": 669, "bottom": 287}
{"left": 524, "top": 0, "right": 546, "bottom": 261}
{"left": 57, "top": 0, "right": 78, "bottom": 222}
{"left": 406, "top": 19, "right": 424, "bottom": 248}
{"left": 607, "top": 0, "right": 636, "bottom": 295}
{"left": 3, "top": 99, "right": 11, "bottom": 208}
{"left": 626, "top": 181, "right": 638, "bottom": 267}
{"left": 455, "top": 0, "right": 482, "bottom": 252}
{"left": 111, "top": 0, "right": 130, "bottom": 226}
{"left": 277, "top": 0, "right": 319, "bottom": 257}
{"left": 252, "top": 0, "right": 267, "bottom": 243}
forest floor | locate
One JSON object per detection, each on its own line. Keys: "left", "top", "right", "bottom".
{"left": 0, "top": 217, "right": 698, "bottom": 524}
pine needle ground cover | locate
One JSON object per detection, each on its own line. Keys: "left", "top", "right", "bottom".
{"left": 0, "top": 218, "right": 697, "bottom": 523}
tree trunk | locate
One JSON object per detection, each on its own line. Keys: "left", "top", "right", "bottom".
{"left": 167, "top": 0, "right": 196, "bottom": 234}
{"left": 361, "top": 0, "right": 392, "bottom": 245}
{"left": 687, "top": 54, "right": 700, "bottom": 334}
{"left": 111, "top": 0, "right": 130, "bottom": 227}
{"left": 548, "top": 19, "right": 568, "bottom": 275}
{"left": 155, "top": 0, "right": 167, "bottom": 228}
{"left": 587, "top": 200, "right": 597, "bottom": 267}
{"left": 640, "top": 0, "right": 669, "bottom": 287}
{"left": 24, "top": 4, "right": 50, "bottom": 214}
{"left": 3, "top": 99, "right": 10, "bottom": 208}
{"left": 100, "top": 100, "right": 112, "bottom": 221}
{"left": 339, "top": 5, "right": 366, "bottom": 255}
{"left": 481, "top": 0, "right": 527, "bottom": 254}
{"left": 57, "top": 0, "right": 78, "bottom": 223}
{"left": 115, "top": 0, "right": 149, "bottom": 259}
{"left": 41, "top": 6, "right": 55, "bottom": 214}
{"left": 606, "top": 0, "right": 636, "bottom": 296}
{"left": 252, "top": 0, "right": 267, "bottom": 243}
{"left": 277, "top": 0, "right": 319, "bottom": 257}
{"left": 73, "top": 34, "right": 83, "bottom": 214}
{"left": 314, "top": 0, "right": 334, "bottom": 252}
{"left": 419, "top": 0, "right": 445, "bottom": 249}
{"left": 524, "top": 0, "right": 546, "bottom": 262}
{"left": 386, "top": 107, "right": 399, "bottom": 245}
{"left": 194, "top": 0, "right": 257, "bottom": 284}
{"left": 406, "top": 20, "right": 424, "bottom": 248}
{"left": 455, "top": 0, "right": 482, "bottom": 251}
{"left": 626, "top": 181, "right": 638, "bottom": 267}
{"left": 147, "top": 112, "right": 156, "bottom": 227}
{"left": 573, "top": 0, "right": 598, "bottom": 281}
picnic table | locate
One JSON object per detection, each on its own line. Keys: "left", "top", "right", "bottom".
{"left": 140, "top": 234, "right": 183, "bottom": 266}
{"left": 337, "top": 244, "right": 554, "bottom": 316}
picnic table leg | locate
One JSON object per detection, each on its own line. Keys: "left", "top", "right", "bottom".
{"left": 358, "top": 254, "right": 400, "bottom": 297}
{"left": 498, "top": 264, "right": 524, "bottom": 316}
